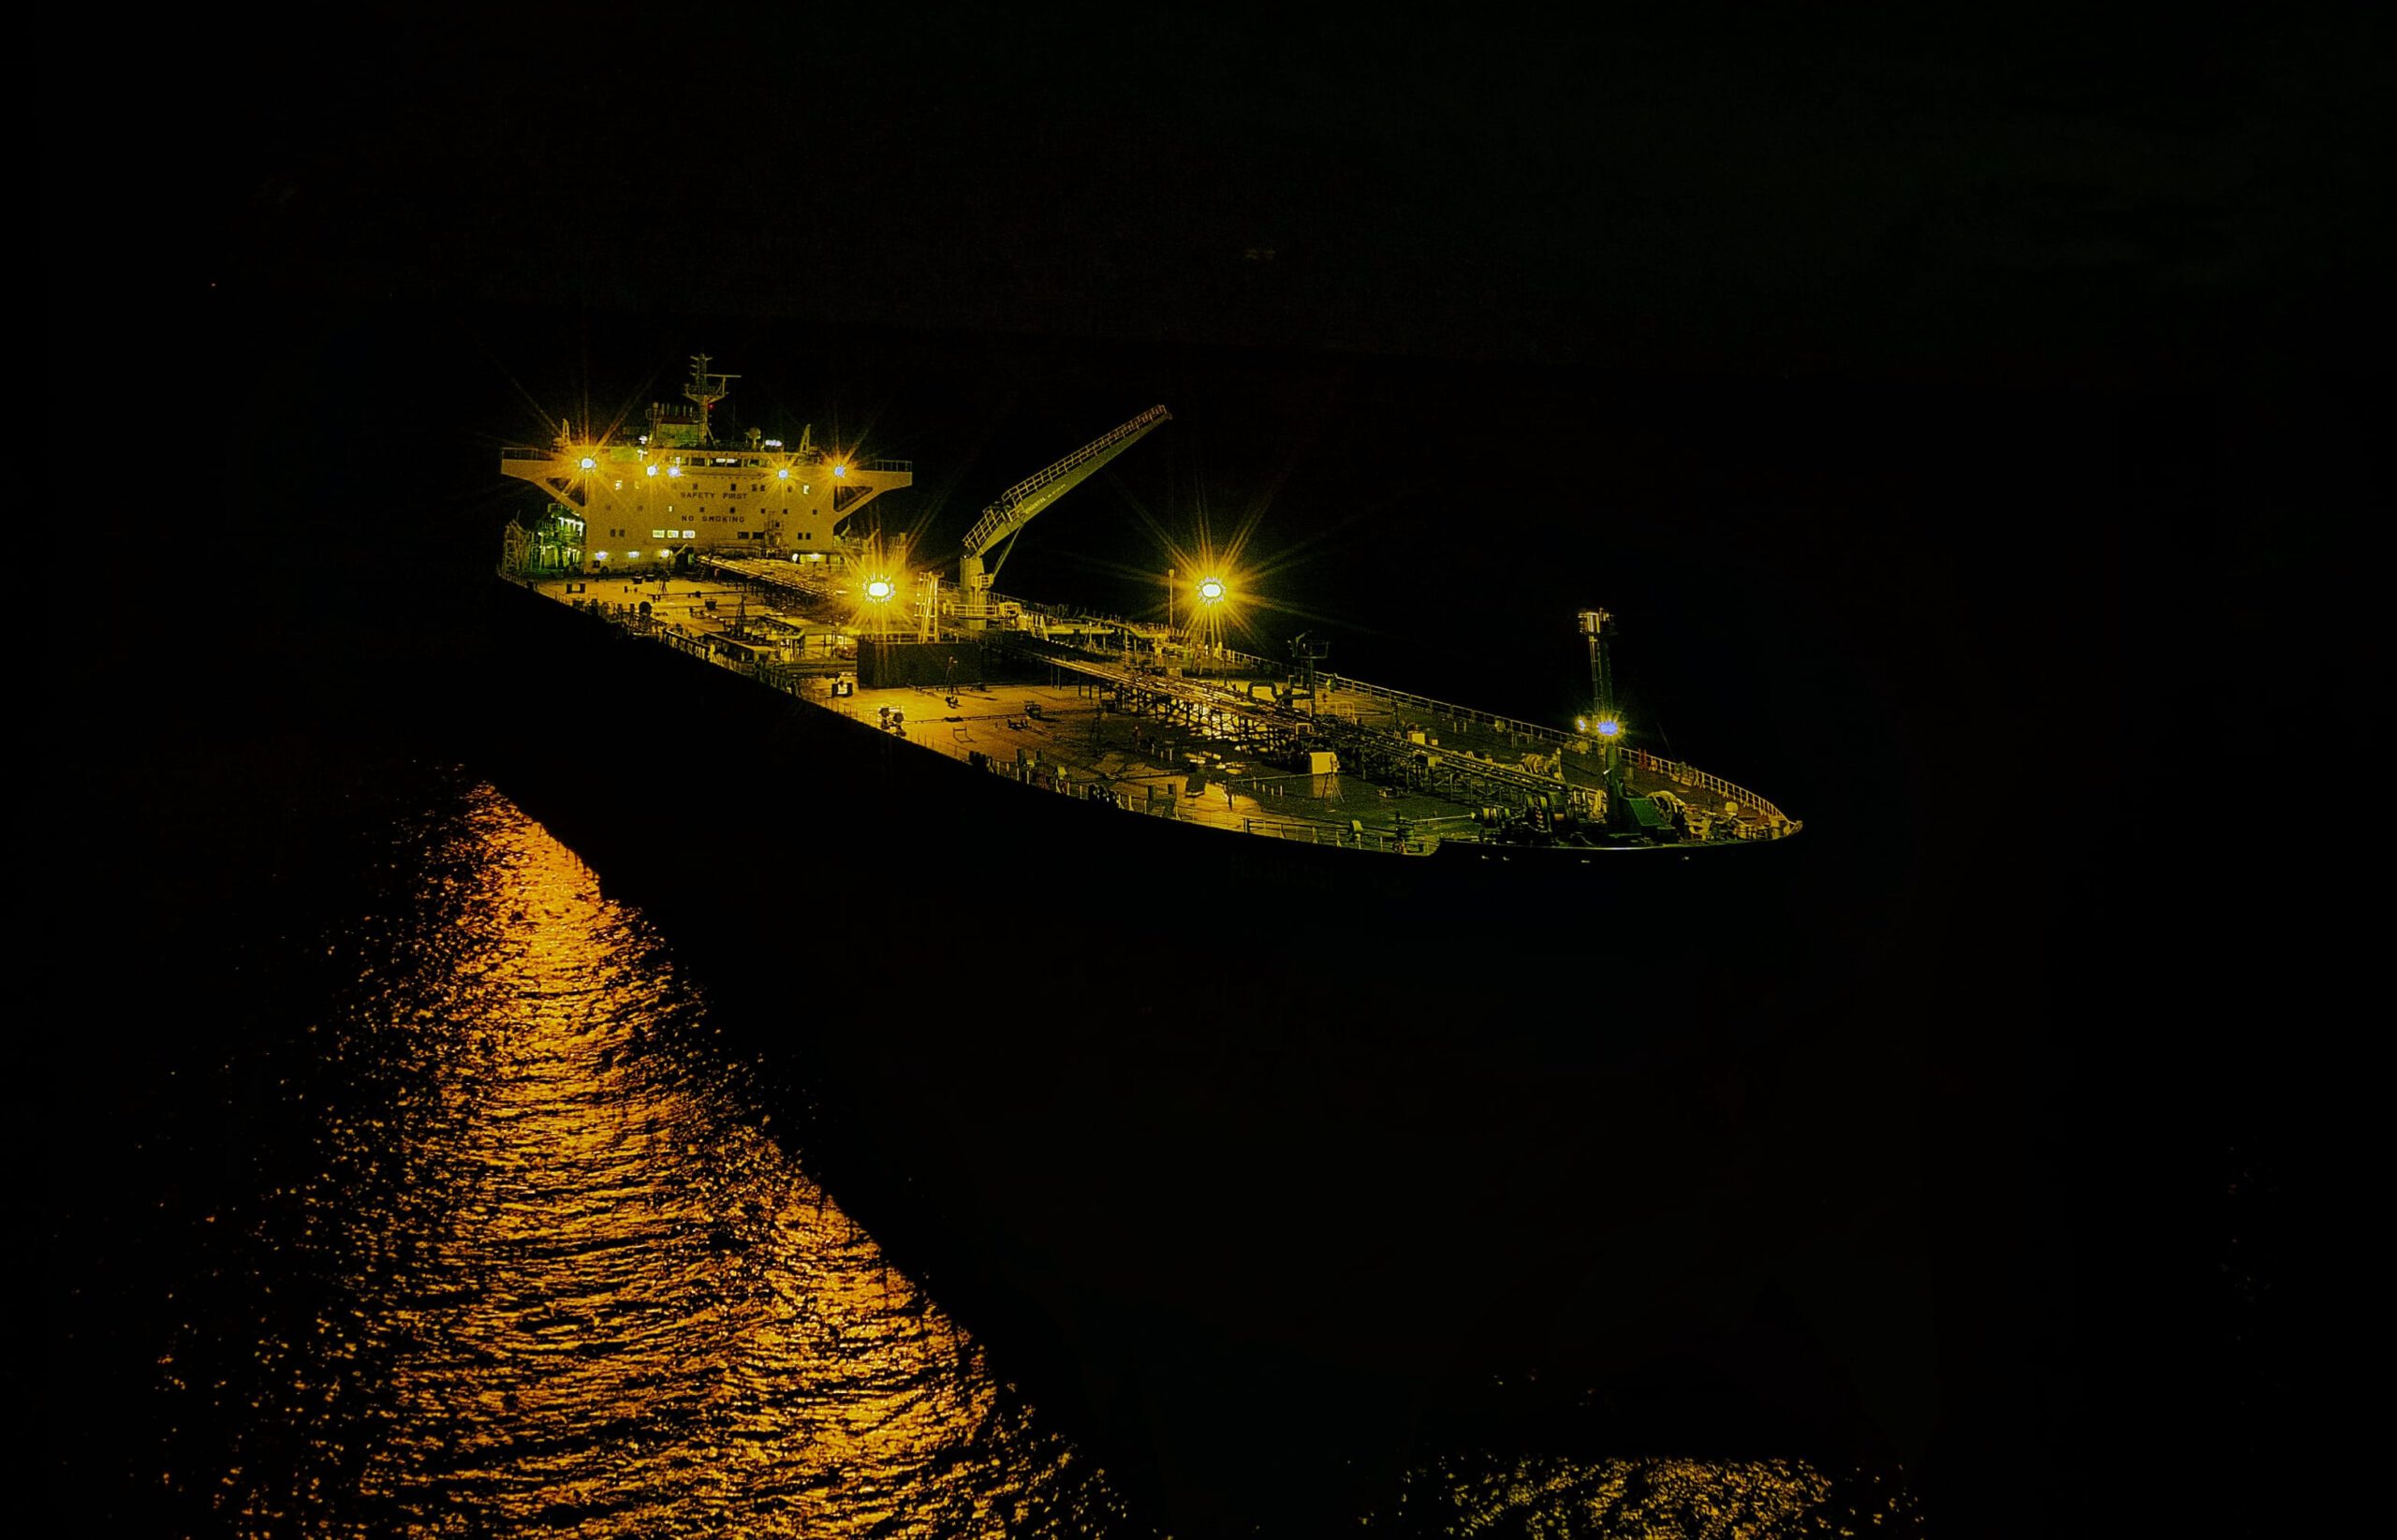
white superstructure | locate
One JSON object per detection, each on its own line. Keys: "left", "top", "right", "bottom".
{"left": 501, "top": 356, "right": 911, "bottom": 575}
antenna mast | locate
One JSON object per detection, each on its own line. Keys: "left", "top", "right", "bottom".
{"left": 1579, "top": 608, "right": 1625, "bottom": 813}
{"left": 683, "top": 355, "right": 738, "bottom": 446}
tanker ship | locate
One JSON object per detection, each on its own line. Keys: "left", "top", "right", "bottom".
{"left": 495, "top": 356, "right": 1800, "bottom": 887}
{"left": 481, "top": 359, "right": 1884, "bottom": 1532}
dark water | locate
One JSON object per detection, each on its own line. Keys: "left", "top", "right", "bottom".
{"left": 144, "top": 771, "right": 1126, "bottom": 1533}
{"left": 51, "top": 739, "right": 1914, "bottom": 1534}
{"left": 45, "top": 289, "right": 2330, "bottom": 1533}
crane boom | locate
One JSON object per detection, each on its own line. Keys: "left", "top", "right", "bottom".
{"left": 958, "top": 404, "right": 1169, "bottom": 626}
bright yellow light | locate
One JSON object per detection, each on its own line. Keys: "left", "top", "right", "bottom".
{"left": 833, "top": 464, "right": 846, "bottom": 477}
{"left": 628, "top": 550, "right": 642, "bottom": 559}
{"left": 1198, "top": 577, "right": 1226, "bottom": 603}
{"left": 1596, "top": 718, "right": 1622, "bottom": 738}
{"left": 595, "top": 551, "right": 610, "bottom": 561}
{"left": 645, "top": 464, "right": 659, "bottom": 477}
{"left": 776, "top": 467, "right": 790, "bottom": 479}
{"left": 864, "top": 578, "right": 895, "bottom": 601}
{"left": 578, "top": 455, "right": 596, "bottom": 471}
{"left": 669, "top": 466, "right": 683, "bottom": 478}
{"left": 1576, "top": 716, "right": 1587, "bottom": 731}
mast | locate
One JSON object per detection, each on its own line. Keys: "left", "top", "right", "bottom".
{"left": 682, "top": 355, "right": 737, "bottom": 446}
{"left": 1579, "top": 608, "right": 1625, "bottom": 813}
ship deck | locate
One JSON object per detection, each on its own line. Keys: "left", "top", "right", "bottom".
{"left": 527, "top": 572, "right": 1796, "bottom": 852}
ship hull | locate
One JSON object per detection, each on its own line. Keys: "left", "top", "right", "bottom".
{"left": 470, "top": 580, "right": 1808, "bottom": 964}
{"left": 451, "top": 583, "right": 1902, "bottom": 1502}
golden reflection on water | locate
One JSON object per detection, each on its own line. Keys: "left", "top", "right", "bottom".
{"left": 186, "top": 776, "right": 1914, "bottom": 1537}
{"left": 210, "top": 785, "right": 1127, "bottom": 1536}
{"left": 1377, "top": 1452, "right": 1922, "bottom": 1537}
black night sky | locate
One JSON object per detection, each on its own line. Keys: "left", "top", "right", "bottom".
{"left": 45, "top": 5, "right": 2375, "bottom": 1536}
{"left": 120, "top": 7, "right": 2374, "bottom": 376}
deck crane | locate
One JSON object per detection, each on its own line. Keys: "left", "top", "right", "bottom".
{"left": 955, "top": 405, "right": 1171, "bottom": 628}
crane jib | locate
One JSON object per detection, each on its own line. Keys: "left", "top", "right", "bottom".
{"left": 960, "top": 405, "right": 1171, "bottom": 560}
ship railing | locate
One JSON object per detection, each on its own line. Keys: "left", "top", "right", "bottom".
{"left": 1214, "top": 770, "right": 1332, "bottom": 804}
{"left": 1238, "top": 814, "right": 1435, "bottom": 856}
{"left": 1035, "top": 633, "right": 1590, "bottom": 753}
{"left": 1043, "top": 631, "right": 1282, "bottom": 673}
{"left": 1626, "top": 747, "right": 1794, "bottom": 828}
{"left": 1205, "top": 772, "right": 1493, "bottom": 838}
{"left": 969, "top": 755, "right": 1183, "bottom": 817}
{"left": 1304, "top": 673, "right": 1584, "bottom": 752}
{"left": 651, "top": 630, "right": 836, "bottom": 699}
{"left": 655, "top": 625, "right": 713, "bottom": 662}
{"left": 699, "top": 553, "right": 842, "bottom": 599}
{"left": 1036, "top": 634, "right": 1567, "bottom": 750}
{"left": 1309, "top": 682, "right": 1801, "bottom": 828}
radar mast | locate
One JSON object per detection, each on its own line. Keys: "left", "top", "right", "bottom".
{"left": 683, "top": 355, "right": 738, "bottom": 446}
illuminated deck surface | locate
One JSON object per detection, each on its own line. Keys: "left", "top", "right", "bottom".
{"left": 534, "top": 574, "right": 1783, "bottom": 845}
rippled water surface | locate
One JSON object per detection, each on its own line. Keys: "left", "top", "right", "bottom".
{"left": 103, "top": 763, "right": 1914, "bottom": 1535}
{"left": 1376, "top": 1452, "right": 1919, "bottom": 1535}
{"left": 162, "top": 779, "right": 1128, "bottom": 1536}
